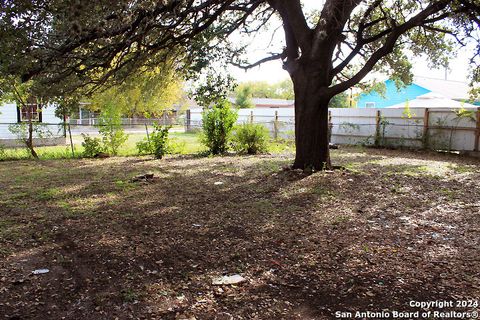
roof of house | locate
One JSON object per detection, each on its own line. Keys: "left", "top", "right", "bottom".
{"left": 227, "top": 97, "right": 294, "bottom": 108}
{"left": 356, "top": 77, "right": 477, "bottom": 108}
{"left": 356, "top": 79, "right": 431, "bottom": 108}
{"left": 413, "top": 77, "right": 471, "bottom": 101}
{"left": 188, "top": 97, "right": 294, "bottom": 109}
{"left": 250, "top": 98, "right": 294, "bottom": 107}
{"left": 387, "top": 92, "right": 477, "bottom": 109}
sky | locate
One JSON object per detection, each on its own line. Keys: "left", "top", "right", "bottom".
{"left": 230, "top": 0, "right": 474, "bottom": 85}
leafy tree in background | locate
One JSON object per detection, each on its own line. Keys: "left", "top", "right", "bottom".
{"left": 329, "top": 93, "right": 350, "bottom": 109}
{"left": 192, "top": 71, "right": 236, "bottom": 108}
{"left": 234, "top": 80, "right": 294, "bottom": 100}
{"left": 234, "top": 79, "right": 350, "bottom": 107}
{"left": 235, "top": 81, "right": 278, "bottom": 99}
{"left": 88, "top": 65, "right": 183, "bottom": 118}
{"left": 0, "top": 0, "right": 479, "bottom": 169}
{"left": 234, "top": 86, "right": 254, "bottom": 109}
{"left": 274, "top": 79, "right": 295, "bottom": 100}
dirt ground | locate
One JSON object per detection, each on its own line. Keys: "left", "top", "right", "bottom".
{"left": 0, "top": 147, "right": 479, "bottom": 319}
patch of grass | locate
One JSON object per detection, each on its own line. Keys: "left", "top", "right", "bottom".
{"left": 9, "top": 191, "right": 30, "bottom": 201}
{"left": 312, "top": 186, "right": 336, "bottom": 200}
{"left": 447, "top": 163, "right": 478, "bottom": 174}
{"left": 257, "top": 159, "right": 290, "bottom": 174}
{"left": 37, "top": 187, "right": 61, "bottom": 201}
{"left": 114, "top": 180, "right": 136, "bottom": 191}
{"left": 331, "top": 215, "right": 351, "bottom": 225}
{"left": 57, "top": 200, "right": 73, "bottom": 210}
{"left": 440, "top": 188, "right": 457, "bottom": 200}
{"left": 268, "top": 139, "right": 295, "bottom": 153}
{"left": 343, "top": 162, "right": 363, "bottom": 174}
{"left": 121, "top": 288, "right": 139, "bottom": 303}
{"left": 251, "top": 199, "right": 275, "bottom": 213}
{"left": 389, "top": 182, "right": 405, "bottom": 194}
{"left": 383, "top": 164, "right": 434, "bottom": 177}
{"left": 0, "top": 219, "right": 22, "bottom": 242}
{"left": 0, "top": 132, "right": 206, "bottom": 161}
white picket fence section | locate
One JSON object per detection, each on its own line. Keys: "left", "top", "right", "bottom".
{"left": 187, "top": 107, "right": 480, "bottom": 152}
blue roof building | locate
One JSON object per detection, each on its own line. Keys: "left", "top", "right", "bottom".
{"left": 356, "top": 77, "right": 479, "bottom": 108}
{"left": 356, "top": 79, "right": 431, "bottom": 108}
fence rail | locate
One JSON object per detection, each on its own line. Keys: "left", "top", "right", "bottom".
{"left": 1, "top": 107, "right": 480, "bottom": 154}
{"left": 68, "top": 116, "right": 181, "bottom": 126}
{"left": 0, "top": 120, "right": 184, "bottom": 148}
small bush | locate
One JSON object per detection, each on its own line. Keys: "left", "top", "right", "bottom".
{"left": 136, "top": 140, "right": 151, "bottom": 155}
{"left": 97, "top": 103, "right": 128, "bottom": 155}
{"left": 136, "top": 124, "right": 171, "bottom": 159}
{"left": 81, "top": 134, "right": 104, "bottom": 158}
{"left": 0, "top": 144, "right": 6, "bottom": 160}
{"left": 168, "top": 138, "right": 187, "bottom": 154}
{"left": 201, "top": 100, "right": 238, "bottom": 155}
{"left": 231, "top": 123, "right": 270, "bottom": 154}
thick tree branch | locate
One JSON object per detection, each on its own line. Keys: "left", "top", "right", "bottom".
{"left": 268, "top": 0, "right": 312, "bottom": 55}
{"left": 231, "top": 52, "right": 285, "bottom": 70}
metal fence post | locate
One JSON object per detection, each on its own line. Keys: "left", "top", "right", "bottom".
{"left": 328, "top": 110, "right": 333, "bottom": 143}
{"left": 374, "top": 110, "right": 381, "bottom": 147}
{"left": 67, "top": 123, "right": 75, "bottom": 157}
{"left": 250, "top": 111, "right": 254, "bottom": 124}
{"left": 475, "top": 107, "right": 480, "bottom": 152}
{"left": 423, "top": 108, "right": 430, "bottom": 150}
{"left": 186, "top": 109, "right": 191, "bottom": 132}
{"left": 145, "top": 123, "right": 150, "bottom": 145}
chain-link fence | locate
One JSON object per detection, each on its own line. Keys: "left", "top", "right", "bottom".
{"left": 1, "top": 107, "right": 479, "bottom": 154}
{"left": 0, "top": 117, "right": 185, "bottom": 149}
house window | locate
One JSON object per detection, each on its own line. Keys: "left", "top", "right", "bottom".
{"left": 365, "top": 102, "right": 376, "bottom": 108}
{"left": 17, "top": 104, "right": 42, "bottom": 122}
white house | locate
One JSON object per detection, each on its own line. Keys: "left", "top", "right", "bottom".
{"left": 0, "top": 102, "right": 66, "bottom": 147}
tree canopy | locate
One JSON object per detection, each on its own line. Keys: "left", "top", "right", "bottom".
{"left": 234, "top": 80, "right": 294, "bottom": 100}
{"left": 1, "top": 0, "right": 479, "bottom": 168}
{"left": 1, "top": 1, "right": 479, "bottom": 96}
{"left": 89, "top": 65, "right": 184, "bottom": 117}
{"left": 234, "top": 80, "right": 350, "bottom": 107}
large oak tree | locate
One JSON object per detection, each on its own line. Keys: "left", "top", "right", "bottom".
{"left": 1, "top": 0, "right": 479, "bottom": 168}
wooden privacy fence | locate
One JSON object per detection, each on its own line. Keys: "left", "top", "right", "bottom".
{"left": 186, "top": 107, "right": 480, "bottom": 153}
{"left": 329, "top": 107, "right": 480, "bottom": 152}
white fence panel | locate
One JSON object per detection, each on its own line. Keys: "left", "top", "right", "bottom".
{"left": 187, "top": 106, "right": 480, "bottom": 152}
{"left": 331, "top": 108, "right": 378, "bottom": 145}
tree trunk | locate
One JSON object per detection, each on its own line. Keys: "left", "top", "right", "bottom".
{"left": 291, "top": 71, "right": 332, "bottom": 170}
{"left": 26, "top": 106, "right": 39, "bottom": 159}
{"left": 26, "top": 117, "right": 39, "bottom": 159}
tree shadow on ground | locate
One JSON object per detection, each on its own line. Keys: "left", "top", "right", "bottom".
{"left": 0, "top": 151, "right": 479, "bottom": 319}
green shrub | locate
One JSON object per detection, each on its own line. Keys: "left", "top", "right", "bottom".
{"left": 0, "top": 144, "right": 5, "bottom": 160}
{"left": 231, "top": 123, "right": 270, "bottom": 154}
{"left": 168, "top": 138, "right": 187, "bottom": 154}
{"left": 136, "top": 140, "right": 152, "bottom": 155}
{"left": 97, "top": 103, "right": 128, "bottom": 155}
{"left": 201, "top": 100, "right": 238, "bottom": 155}
{"left": 136, "top": 124, "right": 171, "bottom": 159}
{"left": 81, "top": 134, "right": 104, "bottom": 158}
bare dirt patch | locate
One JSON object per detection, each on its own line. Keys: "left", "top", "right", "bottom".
{"left": 0, "top": 147, "right": 479, "bottom": 319}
